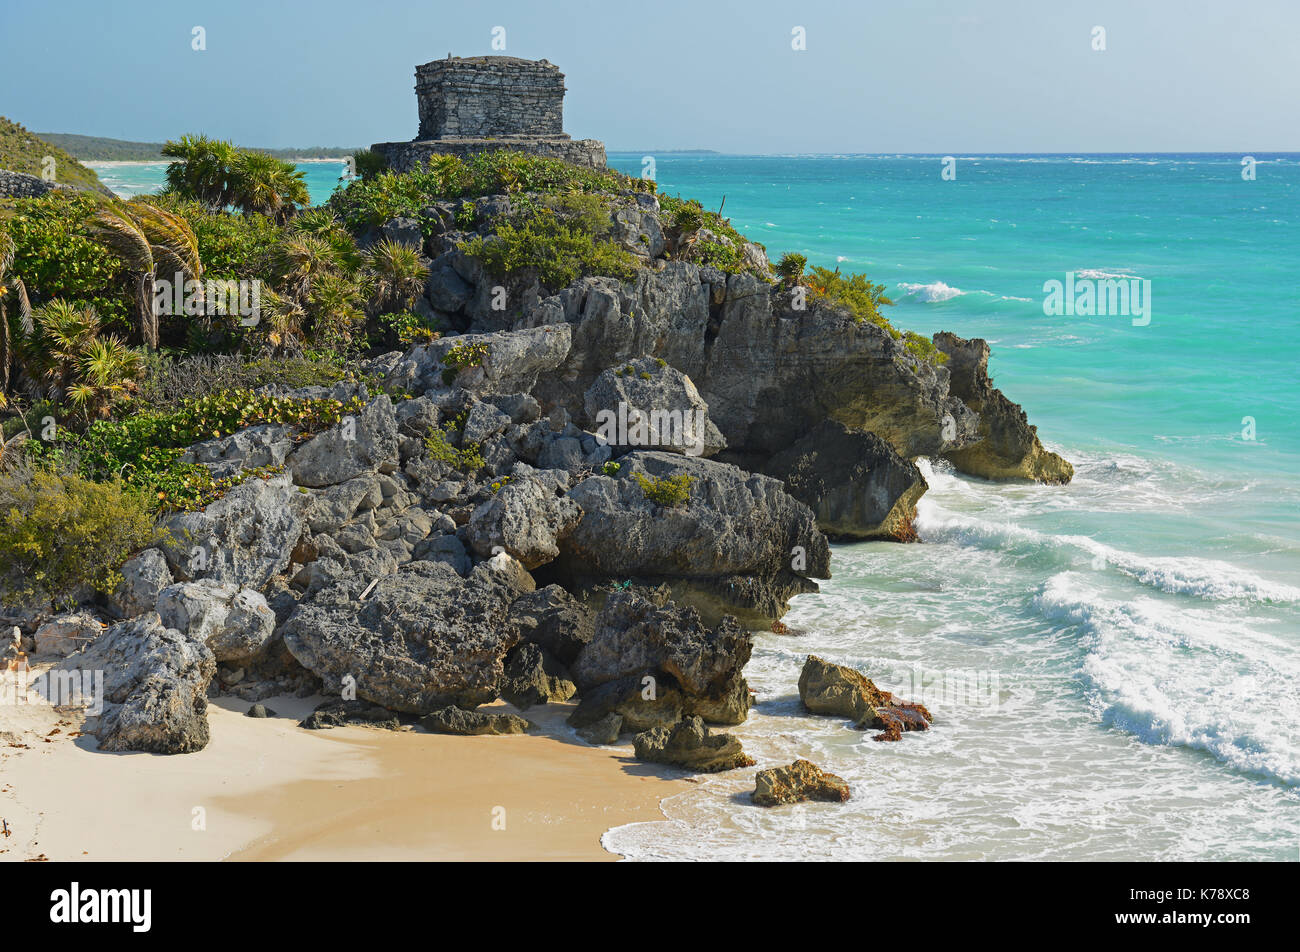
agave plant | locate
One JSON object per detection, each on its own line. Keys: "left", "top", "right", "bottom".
{"left": 363, "top": 238, "right": 429, "bottom": 315}
{"left": 0, "top": 230, "right": 33, "bottom": 406}
{"left": 87, "top": 200, "right": 203, "bottom": 350}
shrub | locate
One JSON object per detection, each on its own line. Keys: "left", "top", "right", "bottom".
{"left": 804, "top": 266, "right": 896, "bottom": 332}
{"left": 631, "top": 471, "right": 694, "bottom": 507}
{"left": 0, "top": 191, "right": 131, "bottom": 330}
{"left": 775, "top": 252, "right": 807, "bottom": 286}
{"left": 440, "top": 339, "right": 489, "bottom": 385}
{"left": 0, "top": 460, "right": 161, "bottom": 609}
{"left": 424, "top": 422, "right": 484, "bottom": 471}
{"left": 459, "top": 210, "right": 638, "bottom": 288}
{"left": 601, "top": 461, "right": 621, "bottom": 477}
{"left": 901, "top": 330, "right": 948, "bottom": 365}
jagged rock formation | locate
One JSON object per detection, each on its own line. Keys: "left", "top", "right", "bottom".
{"left": 798, "top": 655, "right": 933, "bottom": 742}
{"left": 935, "top": 332, "right": 1073, "bottom": 483}
{"left": 632, "top": 716, "right": 754, "bottom": 773}
{"left": 752, "top": 760, "right": 851, "bottom": 807}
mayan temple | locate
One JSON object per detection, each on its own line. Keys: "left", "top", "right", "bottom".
{"left": 371, "top": 55, "right": 606, "bottom": 170}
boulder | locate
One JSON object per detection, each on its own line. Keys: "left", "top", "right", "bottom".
{"left": 498, "top": 643, "right": 576, "bottom": 709}
{"left": 288, "top": 395, "right": 399, "bottom": 488}
{"left": 752, "top": 760, "right": 851, "bottom": 807}
{"left": 510, "top": 585, "right": 595, "bottom": 666}
{"left": 155, "top": 580, "right": 276, "bottom": 662}
{"left": 935, "top": 332, "right": 1073, "bottom": 483}
{"left": 32, "top": 612, "right": 103, "bottom": 657}
{"left": 762, "top": 420, "right": 927, "bottom": 541}
{"left": 162, "top": 474, "right": 306, "bottom": 589}
{"left": 567, "top": 673, "right": 684, "bottom": 733}
{"left": 34, "top": 614, "right": 214, "bottom": 754}
{"left": 110, "top": 548, "right": 173, "bottom": 619}
{"left": 420, "top": 705, "right": 529, "bottom": 735}
{"left": 280, "top": 559, "right": 526, "bottom": 713}
{"left": 557, "top": 451, "right": 830, "bottom": 624}
{"left": 632, "top": 716, "right": 754, "bottom": 773}
{"left": 464, "top": 474, "right": 583, "bottom": 569}
{"left": 571, "top": 589, "right": 753, "bottom": 725}
{"left": 300, "top": 699, "right": 402, "bottom": 731}
{"left": 180, "top": 423, "right": 295, "bottom": 479}
{"left": 583, "top": 357, "right": 725, "bottom": 457}
{"left": 389, "top": 324, "right": 572, "bottom": 397}
{"left": 798, "top": 654, "right": 933, "bottom": 742}
{"left": 575, "top": 712, "right": 622, "bottom": 746}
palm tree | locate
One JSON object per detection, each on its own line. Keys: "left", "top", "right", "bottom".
{"left": 276, "top": 234, "right": 343, "bottom": 305}
{"left": 66, "top": 336, "right": 144, "bottom": 419}
{"left": 87, "top": 200, "right": 203, "bottom": 350}
{"left": 364, "top": 238, "right": 429, "bottom": 315}
{"left": 162, "top": 135, "right": 240, "bottom": 211}
{"left": 0, "top": 230, "right": 33, "bottom": 406}
{"left": 28, "top": 299, "right": 103, "bottom": 401}
{"left": 230, "top": 151, "right": 310, "bottom": 221}
{"left": 257, "top": 289, "right": 306, "bottom": 356}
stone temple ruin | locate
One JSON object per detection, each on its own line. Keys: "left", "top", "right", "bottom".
{"left": 371, "top": 55, "right": 606, "bottom": 171}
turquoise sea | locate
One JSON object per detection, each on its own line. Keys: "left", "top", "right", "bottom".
{"left": 94, "top": 154, "right": 1300, "bottom": 860}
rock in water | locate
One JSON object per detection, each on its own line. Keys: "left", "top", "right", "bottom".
{"left": 935, "top": 332, "right": 1074, "bottom": 483}
{"left": 762, "top": 420, "right": 927, "bottom": 541}
{"left": 34, "top": 613, "right": 215, "bottom": 754}
{"left": 632, "top": 715, "right": 754, "bottom": 772}
{"left": 797, "top": 654, "right": 932, "bottom": 741}
{"left": 752, "top": 760, "right": 851, "bottom": 807}
{"left": 420, "top": 706, "right": 529, "bottom": 735}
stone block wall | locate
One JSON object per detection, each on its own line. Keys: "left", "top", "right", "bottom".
{"left": 415, "top": 56, "right": 566, "bottom": 140}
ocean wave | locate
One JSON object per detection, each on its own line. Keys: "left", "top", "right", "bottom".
{"left": 1073, "top": 269, "right": 1142, "bottom": 280}
{"left": 1033, "top": 572, "right": 1300, "bottom": 786}
{"left": 913, "top": 473, "right": 1300, "bottom": 604}
{"left": 897, "top": 281, "right": 966, "bottom": 302}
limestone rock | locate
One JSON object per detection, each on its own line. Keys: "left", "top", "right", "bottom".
{"left": 583, "top": 356, "right": 725, "bottom": 457}
{"left": 110, "top": 548, "right": 173, "bottom": 619}
{"left": 752, "top": 759, "right": 850, "bottom": 807}
{"left": 935, "top": 331, "right": 1073, "bottom": 483}
{"left": 499, "top": 642, "right": 576, "bottom": 709}
{"left": 798, "top": 654, "right": 933, "bottom": 741}
{"left": 281, "top": 560, "right": 525, "bottom": 713}
{"left": 35, "top": 613, "right": 215, "bottom": 754}
{"left": 510, "top": 584, "right": 595, "bottom": 666}
{"left": 567, "top": 673, "right": 683, "bottom": 733}
{"left": 300, "top": 699, "right": 402, "bottom": 731}
{"left": 763, "top": 419, "right": 927, "bottom": 541}
{"left": 288, "top": 395, "right": 399, "bottom": 488}
{"left": 33, "top": 612, "right": 103, "bottom": 657}
{"left": 575, "top": 712, "right": 622, "bottom": 746}
{"left": 632, "top": 716, "right": 754, "bottom": 773}
{"left": 420, "top": 705, "right": 529, "bottom": 735}
{"left": 465, "top": 474, "right": 582, "bottom": 569}
{"left": 155, "top": 580, "right": 276, "bottom": 662}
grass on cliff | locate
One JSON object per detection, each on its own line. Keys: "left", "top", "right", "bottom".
{"left": 0, "top": 117, "right": 113, "bottom": 194}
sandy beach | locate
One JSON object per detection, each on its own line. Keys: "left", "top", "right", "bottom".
{"left": 0, "top": 663, "right": 683, "bottom": 862}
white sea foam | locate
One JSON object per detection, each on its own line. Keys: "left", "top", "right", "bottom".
{"left": 897, "top": 280, "right": 965, "bottom": 302}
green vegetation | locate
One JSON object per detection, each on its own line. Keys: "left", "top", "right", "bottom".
{"left": 460, "top": 208, "right": 638, "bottom": 289}
{"left": 601, "top": 461, "right": 621, "bottom": 477}
{"left": 161, "top": 135, "right": 310, "bottom": 221}
{"left": 657, "top": 194, "right": 763, "bottom": 275}
{"left": 423, "top": 421, "right": 484, "bottom": 471}
{"left": 775, "top": 252, "right": 807, "bottom": 287}
{"left": 632, "top": 471, "right": 694, "bottom": 508}
{"left": 35, "top": 132, "right": 360, "bottom": 163}
{"left": 440, "top": 339, "right": 489, "bottom": 385}
{"left": 0, "top": 459, "right": 161, "bottom": 609}
{"left": 798, "top": 266, "right": 947, "bottom": 364}
{"left": 0, "top": 117, "right": 113, "bottom": 194}
{"left": 328, "top": 150, "right": 650, "bottom": 233}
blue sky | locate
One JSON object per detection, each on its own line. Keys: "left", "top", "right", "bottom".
{"left": 4, "top": 0, "right": 1297, "bottom": 152}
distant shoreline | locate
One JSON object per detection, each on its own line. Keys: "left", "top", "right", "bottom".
{"left": 88, "top": 157, "right": 349, "bottom": 167}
